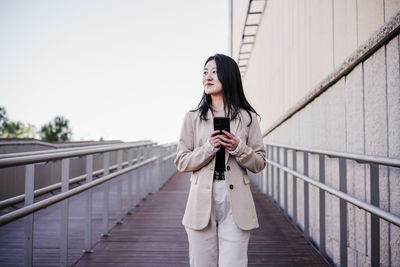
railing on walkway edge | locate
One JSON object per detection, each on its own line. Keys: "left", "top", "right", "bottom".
{"left": 0, "top": 141, "right": 178, "bottom": 267}
{"left": 248, "top": 143, "right": 400, "bottom": 267}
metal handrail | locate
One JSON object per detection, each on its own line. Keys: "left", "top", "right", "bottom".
{"left": 265, "top": 158, "right": 400, "bottom": 227}
{"left": 0, "top": 141, "right": 144, "bottom": 159}
{"left": 266, "top": 142, "right": 400, "bottom": 168}
{"left": 0, "top": 141, "right": 155, "bottom": 168}
{"left": 163, "top": 152, "right": 177, "bottom": 161}
{"left": 0, "top": 158, "right": 141, "bottom": 209}
{"left": 0, "top": 140, "right": 178, "bottom": 266}
{"left": 259, "top": 142, "right": 400, "bottom": 266}
{"left": 0, "top": 155, "right": 159, "bottom": 226}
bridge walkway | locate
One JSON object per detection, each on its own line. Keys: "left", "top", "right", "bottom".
{"left": 73, "top": 172, "right": 329, "bottom": 266}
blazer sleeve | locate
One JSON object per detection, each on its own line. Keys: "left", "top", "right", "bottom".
{"left": 234, "top": 112, "right": 266, "bottom": 173}
{"left": 174, "top": 112, "right": 216, "bottom": 172}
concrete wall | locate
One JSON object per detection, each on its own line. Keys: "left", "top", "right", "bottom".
{"left": 233, "top": 1, "right": 400, "bottom": 266}
{"left": 233, "top": 0, "right": 400, "bottom": 133}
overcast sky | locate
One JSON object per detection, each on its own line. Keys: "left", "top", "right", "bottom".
{"left": 0, "top": 0, "right": 229, "bottom": 143}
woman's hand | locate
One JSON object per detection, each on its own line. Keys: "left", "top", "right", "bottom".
{"left": 219, "top": 130, "right": 239, "bottom": 151}
{"left": 209, "top": 130, "right": 222, "bottom": 148}
{"left": 209, "top": 130, "right": 239, "bottom": 151}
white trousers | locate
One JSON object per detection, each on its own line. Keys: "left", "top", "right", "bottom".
{"left": 185, "top": 179, "right": 250, "bottom": 267}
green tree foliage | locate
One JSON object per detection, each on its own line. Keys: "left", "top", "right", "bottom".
{"left": 0, "top": 106, "right": 37, "bottom": 138}
{"left": 1, "top": 121, "right": 26, "bottom": 138}
{"left": 40, "top": 116, "right": 72, "bottom": 142}
{"left": 0, "top": 106, "right": 72, "bottom": 140}
{"left": 0, "top": 106, "right": 7, "bottom": 128}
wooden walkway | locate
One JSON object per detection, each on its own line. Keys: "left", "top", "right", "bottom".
{"left": 0, "top": 171, "right": 329, "bottom": 266}
{"left": 73, "top": 172, "right": 329, "bottom": 267}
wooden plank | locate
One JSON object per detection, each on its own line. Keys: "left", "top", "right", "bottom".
{"left": 0, "top": 171, "right": 329, "bottom": 266}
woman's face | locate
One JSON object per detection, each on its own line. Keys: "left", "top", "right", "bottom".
{"left": 203, "top": 60, "right": 223, "bottom": 96}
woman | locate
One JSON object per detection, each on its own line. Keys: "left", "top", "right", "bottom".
{"left": 175, "top": 54, "right": 266, "bottom": 267}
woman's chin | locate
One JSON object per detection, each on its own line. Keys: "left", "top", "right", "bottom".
{"left": 204, "top": 89, "right": 221, "bottom": 95}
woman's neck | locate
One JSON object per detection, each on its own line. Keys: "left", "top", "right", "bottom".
{"left": 211, "top": 94, "right": 224, "bottom": 112}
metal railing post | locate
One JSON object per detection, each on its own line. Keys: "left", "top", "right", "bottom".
{"left": 277, "top": 147, "right": 281, "bottom": 208}
{"left": 24, "top": 164, "right": 34, "bottom": 267}
{"left": 271, "top": 146, "right": 275, "bottom": 201}
{"left": 147, "top": 146, "right": 151, "bottom": 194}
{"left": 60, "top": 158, "right": 70, "bottom": 267}
{"left": 156, "top": 146, "right": 161, "bottom": 192}
{"left": 339, "top": 158, "right": 347, "bottom": 267}
{"left": 163, "top": 146, "right": 167, "bottom": 185}
{"left": 319, "top": 154, "right": 326, "bottom": 257}
{"left": 127, "top": 149, "right": 133, "bottom": 214}
{"left": 135, "top": 148, "right": 141, "bottom": 205}
{"left": 102, "top": 152, "right": 110, "bottom": 237}
{"left": 146, "top": 146, "right": 151, "bottom": 195}
{"left": 370, "top": 163, "right": 380, "bottom": 267}
{"left": 84, "top": 155, "right": 94, "bottom": 253}
{"left": 116, "top": 150, "right": 123, "bottom": 224}
{"left": 283, "top": 148, "right": 288, "bottom": 215}
{"left": 292, "top": 150, "right": 297, "bottom": 225}
{"left": 151, "top": 146, "right": 156, "bottom": 194}
{"left": 266, "top": 145, "right": 270, "bottom": 197}
{"left": 141, "top": 146, "right": 146, "bottom": 199}
{"left": 303, "top": 151, "right": 309, "bottom": 240}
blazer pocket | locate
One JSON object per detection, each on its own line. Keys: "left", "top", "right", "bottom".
{"left": 243, "top": 174, "right": 250, "bottom": 185}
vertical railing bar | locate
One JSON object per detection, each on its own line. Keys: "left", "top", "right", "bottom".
{"left": 339, "top": 158, "right": 348, "bottom": 267}
{"left": 293, "top": 150, "right": 297, "bottom": 226}
{"left": 277, "top": 147, "right": 281, "bottom": 208}
{"left": 141, "top": 146, "right": 146, "bottom": 200}
{"left": 319, "top": 154, "right": 326, "bottom": 257}
{"left": 147, "top": 146, "right": 151, "bottom": 195}
{"left": 262, "top": 145, "right": 267, "bottom": 194}
{"left": 304, "top": 151, "right": 309, "bottom": 240}
{"left": 271, "top": 146, "right": 275, "bottom": 202}
{"left": 127, "top": 149, "right": 133, "bottom": 214}
{"left": 102, "top": 152, "right": 110, "bottom": 237}
{"left": 265, "top": 145, "right": 269, "bottom": 196}
{"left": 141, "top": 146, "right": 146, "bottom": 199}
{"left": 370, "top": 163, "right": 380, "bottom": 267}
{"left": 151, "top": 146, "right": 156, "bottom": 194}
{"left": 83, "top": 155, "right": 94, "bottom": 253}
{"left": 24, "top": 164, "right": 34, "bottom": 267}
{"left": 284, "top": 148, "right": 288, "bottom": 215}
{"left": 60, "top": 158, "right": 70, "bottom": 267}
{"left": 156, "top": 146, "right": 161, "bottom": 192}
{"left": 136, "top": 148, "right": 141, "bottom": 206}
{"left": 116, "top": 150, "right": 123, "bottom": 224}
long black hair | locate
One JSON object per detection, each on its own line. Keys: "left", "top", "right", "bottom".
{"left": 192, "top": 53, "right": 259, "bottom": 126}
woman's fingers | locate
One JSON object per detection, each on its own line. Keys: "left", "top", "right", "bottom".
{"left": 222, "top": 130, "right": 234, "bottom": 139}
{"left": 210, "top": 130, "right": 220, "bottom": 137}
{"left": 219, "top": 131, "right": 238, "bottom": 151}
{"left": 210, "top": 130, "right": 239, "bottom": 151}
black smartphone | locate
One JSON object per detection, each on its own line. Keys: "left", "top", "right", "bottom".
{"left": 213, "top": 117, "right": 230, "bottom": 137}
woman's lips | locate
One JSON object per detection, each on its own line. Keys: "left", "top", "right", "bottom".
{"left": 205, "top": 83, "right": 213, "bottom": 86}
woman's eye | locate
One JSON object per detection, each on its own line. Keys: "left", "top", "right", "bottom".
{"left": 203, "top": 71, "right": 208, "bottom": 75}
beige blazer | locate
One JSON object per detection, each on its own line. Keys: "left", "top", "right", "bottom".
{"left": 175, "top": 108, "right": 266, "bottom": 231}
